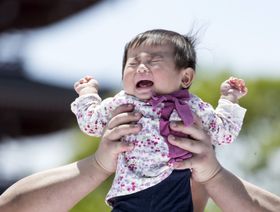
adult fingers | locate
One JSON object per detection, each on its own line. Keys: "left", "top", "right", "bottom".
{"left": 111, "top": 104, "right": 134, "bottom": 117}
{"left": 109, "top": 106, "right": 142, "bottom": 130}
{"left": 192, "top": 114, "right": 203, "bottom": 128}
{"left": 170, "top": 122, "right": 209, "bottom": 142}
{"left": 168, "top": 134, "right": 205, "bottom": 154}
{"left": 104, "top": 124, "right": 141, "bottom": 141}
{"left": 172, "top": 157, "right": 194, "bottom": 170}
{"left": 109, "top": 139, "right": 135, "bottom": 154}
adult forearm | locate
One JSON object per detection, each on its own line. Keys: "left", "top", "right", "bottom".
{"left": 204, "top": 168, "right": 278, "bottom": 212}
{"left": 240, "top": 178, "right": 280, "bottom": 212}
{"left": 0, "top": 155, "right": 111, "bottom": 212}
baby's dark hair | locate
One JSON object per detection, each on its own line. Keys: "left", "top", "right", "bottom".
{"left": 122, "top": 29, "right": 197, "bottom": 74}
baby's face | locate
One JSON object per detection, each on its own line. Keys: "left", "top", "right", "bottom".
{"left": 123, "top": 45, "right": 184, "bottom": 100}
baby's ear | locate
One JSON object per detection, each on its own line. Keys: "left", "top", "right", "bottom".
{"left": 181, "top": 68, "right": 195, "bottom": 88}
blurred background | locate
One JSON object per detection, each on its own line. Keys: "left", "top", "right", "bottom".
{"left": 0, "top": 0, "right": 280, "bottom": 211}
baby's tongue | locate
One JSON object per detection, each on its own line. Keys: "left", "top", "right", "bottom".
{"left": 138, "top": 80, "right": 153, "bottom": 88}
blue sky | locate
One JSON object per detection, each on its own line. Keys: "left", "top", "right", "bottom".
{"left": 22, "top": 0, "right": 280, "bottom": 88}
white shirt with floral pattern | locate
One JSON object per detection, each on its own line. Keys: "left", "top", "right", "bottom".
{"left": 71, "top": 90, "right": 246, "bottom": 203}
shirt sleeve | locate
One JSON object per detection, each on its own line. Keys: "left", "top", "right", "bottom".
{"left": 189, "top": 95, "right": 247, "bottom": 145}
{"left": 71, "top": 93, "right": 113, "bottom": 137}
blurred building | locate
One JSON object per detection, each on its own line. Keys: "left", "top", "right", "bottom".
{"left": 0, "top": 61, "right": 77, "bottom": 139}
{"left": 0, "top": 0, "right": 106, "bottom": 194}
{"left": 0, "top": 0, "right": 106, "bottom": 139}
{"left": 0, "top": 0, "right": 103, "bottom": 32}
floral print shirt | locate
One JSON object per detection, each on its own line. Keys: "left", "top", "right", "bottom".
{"left": 71, "top": 90, "right": 246, "bottom": 203}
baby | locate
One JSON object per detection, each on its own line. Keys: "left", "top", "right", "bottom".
{"left": 71, "top": 29, "right": 247, "bottom": 211}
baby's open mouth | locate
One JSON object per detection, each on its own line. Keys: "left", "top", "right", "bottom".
{"left": 136, "top": 80, "right": 154, "bottom": 88}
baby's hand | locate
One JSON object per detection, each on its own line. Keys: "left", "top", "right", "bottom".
{"left": 220, "top": 77, "right": 248, "bottom": 103}
{"left": 74, "top": 75, "right": 99, "bottom": 96}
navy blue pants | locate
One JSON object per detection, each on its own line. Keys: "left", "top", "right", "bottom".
{"left": 109, "top": 169, "right": 193, "bottom": 212}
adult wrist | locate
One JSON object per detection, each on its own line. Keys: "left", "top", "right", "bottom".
{"left": 92, "top": 154, "right": 114, "bottom": 177}
{"left": 200, "top": 164, "right": 223, "bottom": 185}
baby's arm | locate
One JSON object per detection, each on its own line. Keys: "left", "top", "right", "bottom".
{"left": 191, "top": 77, "right": 248, "bottom": 145}
{"left": 213, "top": 77, "right": 247, "bottom": 144}
{"left": 71, "top": 76, "right": 111, "bottom": 137}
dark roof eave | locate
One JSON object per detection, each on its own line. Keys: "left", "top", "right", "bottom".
{"left": 0, "top": 0, "right": 103, "bottom": 32}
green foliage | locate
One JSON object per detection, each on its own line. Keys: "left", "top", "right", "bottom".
{"left": 237, "top": 78, "right": 280, "bottom": 171}
{"left": 241, "top": 79, "right": 280, "bottom": 126}
{"left": 248, "top": 122, "right": 280, "bottom": 172}
{"left": 70, "top": 131, "right": 100, "bottom": 161}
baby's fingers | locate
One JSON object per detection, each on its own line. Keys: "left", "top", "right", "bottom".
{"left": 85, "top": 75, "right": 93, "bottom": 81}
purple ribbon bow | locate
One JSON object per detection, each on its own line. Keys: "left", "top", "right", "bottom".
{"left": 149, "top": 89, "right": 193, "bottom": 163}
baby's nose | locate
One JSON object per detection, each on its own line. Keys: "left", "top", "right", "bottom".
{"left": 136, "top": 64, "right": 149, "bottom": 73}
